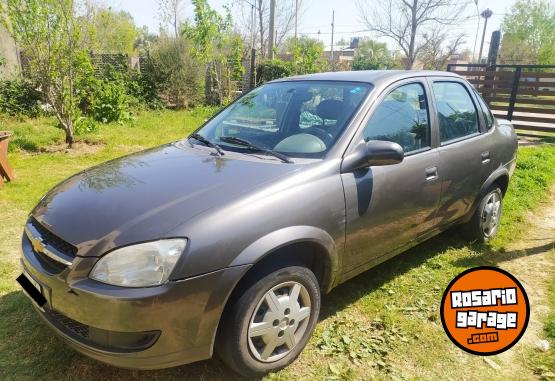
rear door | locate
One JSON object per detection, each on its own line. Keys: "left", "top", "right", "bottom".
{"left": 342, "top": 79, "right": 441, "bottom": 274}
{"left": 428, "top": 78, "right": 493, "bottom": 226}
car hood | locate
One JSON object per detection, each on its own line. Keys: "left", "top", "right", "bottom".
{"left": 31, "top": 141, "right": 302, "bottom": 256}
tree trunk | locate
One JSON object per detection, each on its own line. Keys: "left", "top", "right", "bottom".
{"left": 64, "top": 121, "right": 75, "bottom": 148}
{"left": 258, "top": 0, "right": 265, "bottom": 58}
{"left": 407, "top": 0, "right": 417, "bottom": 70}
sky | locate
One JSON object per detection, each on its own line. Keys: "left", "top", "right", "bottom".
{"left": 102, "top": 0, "right": 518, "bottom": 56}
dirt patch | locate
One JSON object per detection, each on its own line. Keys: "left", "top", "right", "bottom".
{"left": 39, "top": 140, "right": 105, "bottom": 155}
{"left": 495, "top": 185, "right": 555, "bottom": 368}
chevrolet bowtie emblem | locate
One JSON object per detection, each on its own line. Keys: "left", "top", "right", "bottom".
{"left": 24, "top": 224, "right": 73, "bottom": 267}
{"left": 29, "top": 234, "right": 45, "bottom": 254}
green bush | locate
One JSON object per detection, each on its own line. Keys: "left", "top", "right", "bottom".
{"left": 0, "top": 79, "right": 42, "bottom": 117}
{"left": 75, "top": 65, "right": 133, "bottom": 124}
{"left": 148, "top": 37, "right": 204, "bottom": 109}
{"left": 74, "top": 116, "right": 98, "bottom": 135}
{"left": 92, "top": 80, "right": 131, "bottom": 123}
{"left": 256, "top": 59, "right": 292, "bottom": 85}
{"left": 127, "top": 63, "right": 164, "bottom": 109}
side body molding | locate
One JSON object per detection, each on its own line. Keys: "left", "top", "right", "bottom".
{"left": 229, "top": 225, "right": 340, "bottom": 292}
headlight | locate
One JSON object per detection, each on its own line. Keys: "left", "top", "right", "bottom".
{"left": 89, "top": 239, "right": 187, "bottom": 287}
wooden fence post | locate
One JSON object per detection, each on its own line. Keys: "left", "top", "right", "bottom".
{"left": 0, "top": 132, "right": 15, "bottom": 187}
{"left": 507, "top": 67, "right": 522, "bottom": 121}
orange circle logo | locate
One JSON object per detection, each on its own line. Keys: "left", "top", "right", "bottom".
{"left": 440, "top": 266, "right": 529, "bottom": 355}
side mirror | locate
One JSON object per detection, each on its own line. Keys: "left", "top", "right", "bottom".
{"left": 341, "top": 140, "right": 404, "bottom": 172}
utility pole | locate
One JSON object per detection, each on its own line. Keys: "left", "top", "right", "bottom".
{"left": 294, "top": 0, "right": 298, "bottom": 40}
{"left": 471, "top": 0, "right": 480, "bottom": 63}
{"left": 477, "top": 8, "right": 493, "bottom": 64}
{"left": 250, "top": 3, "right": 256, "bottom": 90}
{"left": 330, "top": 10, "right": 335, "bottom": 70}
{"left": 268, "top": 0, "right": 276, "bottom": 59}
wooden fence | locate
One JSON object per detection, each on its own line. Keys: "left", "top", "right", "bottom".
{"left": 446, "top": 64, "right": 555, "bottom": 136}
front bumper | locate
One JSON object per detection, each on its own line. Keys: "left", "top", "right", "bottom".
{"left": 21, "top": 233, "right": 250, "bottom": 370}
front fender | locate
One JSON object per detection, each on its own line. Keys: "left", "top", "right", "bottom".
{"left": 229, "top": 225, "right": 340, "bottom": 292}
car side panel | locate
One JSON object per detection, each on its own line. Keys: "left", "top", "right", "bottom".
{"left": 167, "top": 159, "right": 347, "bottom": 285}
{"left": 341, "top": 149, "right": 441, "bottom": 273}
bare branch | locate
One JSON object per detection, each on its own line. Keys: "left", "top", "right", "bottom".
{"left": 357, "top": 0, "right": 470, "bottom": 69}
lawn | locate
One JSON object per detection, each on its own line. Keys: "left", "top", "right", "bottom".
{"left": 0, "top": 110, "right": 554, "bottom": 380}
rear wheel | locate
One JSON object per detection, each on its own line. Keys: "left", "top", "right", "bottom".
{"left": 216, "top": 266, "right": 320, "bottom": 377}
{"left": 463, "top": 187, "right": 503, "bottom": 242}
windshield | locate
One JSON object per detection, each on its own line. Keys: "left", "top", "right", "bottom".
{"left": 195, "top": 81, "right": 372, "bottom": 159}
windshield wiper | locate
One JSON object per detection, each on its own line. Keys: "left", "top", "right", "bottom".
{"left": 189, "top": 133, "right": 224, "bottom": 156}
{"left": 220, "top": 136, "right": 293, "bottom": 163}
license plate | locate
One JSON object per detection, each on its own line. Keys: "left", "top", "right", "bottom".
{"left": 16, "top": 272, "right": 47, "bottom": 309}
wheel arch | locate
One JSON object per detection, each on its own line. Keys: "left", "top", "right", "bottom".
{"left": 209, "top": 227, "right": 340, "bottom": 357}
{"left": 228, "top": 225, "right": 340, "bottom": 294}
{"left": 463, "top": 167, "right": 510, "bottom": 223}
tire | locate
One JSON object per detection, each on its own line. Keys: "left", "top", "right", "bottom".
{"left": 463, "top": 186, "right": 503, "bottom": 243}
{"left": 216, "top": 265, "right": 321, "bottom": 377}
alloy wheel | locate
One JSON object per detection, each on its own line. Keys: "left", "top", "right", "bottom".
{"left": 247, "top": 281, "right": 312, "bottom": 363}
{"left": 481, "top": 192, "right": 501, "bottom": 238}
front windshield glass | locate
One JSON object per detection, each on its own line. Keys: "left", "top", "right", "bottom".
{"left": 195, "top": 81, "right": 372, "bottom": 159}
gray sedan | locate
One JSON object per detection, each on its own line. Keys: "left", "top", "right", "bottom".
{"left": 18, "top": 70, "right": 517, "bottom": 377}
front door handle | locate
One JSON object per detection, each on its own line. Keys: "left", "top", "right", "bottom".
{"left": 481, "top": 151, "right": 491, "bottom": 164}
{"left": 425, "top": 166, "right": 438, "bottom": 181}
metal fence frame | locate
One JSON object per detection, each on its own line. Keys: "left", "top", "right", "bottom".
{"left": 447, "top": 63, "right": 555, "bottom": 136}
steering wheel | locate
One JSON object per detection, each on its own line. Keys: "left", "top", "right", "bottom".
{"left": 305, "top": 127, "right": 334, "bottom": 145}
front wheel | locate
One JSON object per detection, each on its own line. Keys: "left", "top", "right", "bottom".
{"left": 216, "top": 266, "right": 321, "bottom": 377}
{"left": 463, "top": 187, "right": 503, "bottom": 243}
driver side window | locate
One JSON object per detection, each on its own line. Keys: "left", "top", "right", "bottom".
{"left": 362, "top": 83, "right": 430, "bottom": 153}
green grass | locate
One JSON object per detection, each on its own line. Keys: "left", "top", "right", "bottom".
{"left": 491, "top": 145, "right": 555, "bottom": 247}
{"left": 0, "top": 112, "right": 554, "bottom": 380}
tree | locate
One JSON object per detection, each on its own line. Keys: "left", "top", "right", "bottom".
{"left": 420, "top": 29, "right": 465, "bottom": 70}
{"left": 286, "top": 36, "right": 326, "bottom": 74}
{"left": 500, "top": 0, "right": 555, "bottom": 64}
{"left": 183, "top": 0, "right": 244, "bottom": 105}
{"left": 149, "top": 35, "right": 203, "bottom": 108}
{"left": 236, "top": 0, "right": 303, "bottom": 58}
{"left": 1, "top": 0, "right": 91, "bottom": 146}
{"left": 158, "top": 0, "right": 184, "bottom": 38}
{"left": 92, "top": 7, "right": 139, "bottom": 54}
{"left": 357, "top": 0, "right": 469, "bottom": 69}
{"left": 351, "top": 38, "right": 394, "bottom": 70}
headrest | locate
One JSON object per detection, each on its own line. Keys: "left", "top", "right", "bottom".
{"left": 317, "top": 99, "right": 346, "bottom": 120}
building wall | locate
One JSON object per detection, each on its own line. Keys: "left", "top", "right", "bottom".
{"left": 0, "top": 25, "right": 20, "bottom": 79}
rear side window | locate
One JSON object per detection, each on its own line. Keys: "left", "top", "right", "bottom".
{"left": 432, "top": 82, "right": 479, "bottom": 143}
{"left": 474, "top": 91, "right": 494, "bottom": 130}
{"left": 362, "top": 83, "right": 430, "bottom": 153}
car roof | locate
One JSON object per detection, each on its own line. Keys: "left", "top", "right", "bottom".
{"left": 270, "top": 70, "right": 462, "bottom": 86}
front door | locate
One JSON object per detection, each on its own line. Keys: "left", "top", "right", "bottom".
{"left": 342, "top": 81, "right": 442, "bottom": 275}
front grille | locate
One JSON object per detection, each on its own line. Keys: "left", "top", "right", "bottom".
{"left": 30, "top": 217, "right": 77, "bottom": 258}
{"left": 34, "top": 249, "right": 68, "bottom": 274}
{"left": 48, "top": 310, "right": 90, "bottom": 339}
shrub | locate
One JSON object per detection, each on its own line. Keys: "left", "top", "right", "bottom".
{"left": 127, "top": 68, "right": 164, "bottom": 110}
{"left": 0, "top": 79, "right": 42, "bottom": 117}
{"left": 76, "top": 64, "right": 133, "bottom": 124}
{"left": 148, "top": 37, "right": 204, "bottom": 109}
{"left": 256, "top": 59, "right": 292, "bottom": 84}
{"left": 74, "top": 116, "right": 98, "bottom": 135}
{"left": 91, "top": 80, "right": 131, "bottom": 123}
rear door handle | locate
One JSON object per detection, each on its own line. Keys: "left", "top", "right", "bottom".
{"left": 425, "top": 166, "right": 438, "bottom": 181}
{"left": 481, "top": 151, "right": 491, "bottom": 164}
